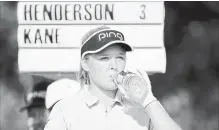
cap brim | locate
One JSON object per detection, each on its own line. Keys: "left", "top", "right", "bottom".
{"left": 19, "top": 102, "right": 45, "bottom": 112}
{"left": 116, "top": 42, "right": 133, "bottom": 52}
{"left": 20, "top": 103, "right": 32, "bottom": 112}
{"left": 81, "top": 40, "right": 133, "bottom": 59}
{"left": 19, "top": 106, "right": 28, "bottom": 112}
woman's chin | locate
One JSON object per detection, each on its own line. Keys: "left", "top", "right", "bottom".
{"left": 105, "top": 83, "right": 118, "bottom": 91}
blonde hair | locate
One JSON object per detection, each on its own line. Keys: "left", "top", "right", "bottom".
{"left": 77, "top": 26, "right": 110, "bottom": 86}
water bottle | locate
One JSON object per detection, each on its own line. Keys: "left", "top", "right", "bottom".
{"left": 115, "top": 71, "right": 149, "bottom": 104}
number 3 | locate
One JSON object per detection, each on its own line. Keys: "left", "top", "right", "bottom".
{"left": 140, "top": 5, "right": 146, "bottom": 20}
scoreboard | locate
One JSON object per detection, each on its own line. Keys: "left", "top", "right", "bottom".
{"left": 17, "top": 1, "right": 165, "bottom": 79}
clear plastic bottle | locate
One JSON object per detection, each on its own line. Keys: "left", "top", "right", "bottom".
{"left": 115, "top": 71, "right": 149, "bottom": 104}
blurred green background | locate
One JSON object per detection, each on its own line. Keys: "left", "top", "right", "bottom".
{"left": 0, "top": 1, "right": 218, "bottom": 130}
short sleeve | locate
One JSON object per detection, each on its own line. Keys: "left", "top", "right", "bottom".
{"left": 44, "top": 102, "right": 68, "bottom": 130}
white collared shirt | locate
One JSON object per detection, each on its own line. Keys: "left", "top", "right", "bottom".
{"left": 44, "top": 87, "right": 153, "bottom": 130}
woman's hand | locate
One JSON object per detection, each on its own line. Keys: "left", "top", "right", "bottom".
{"left": 117, "top": 68, "right": 157, "bottom": 109}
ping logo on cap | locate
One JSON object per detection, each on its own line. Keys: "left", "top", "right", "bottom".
{"left": 98, "top": 31, "right": 124, "bottom": 42}
{"left": 27, "top": 91, "right": 46, "bottom": 102}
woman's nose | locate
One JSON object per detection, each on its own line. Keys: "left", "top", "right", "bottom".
{"left": 110, "top": 58, "right": 117, "bottom": 70}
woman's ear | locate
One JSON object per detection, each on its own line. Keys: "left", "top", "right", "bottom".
{"left": 81, "top": 57, "right": 89, "bottom": 72}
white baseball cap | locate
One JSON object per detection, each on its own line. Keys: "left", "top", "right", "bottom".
{"left": 45, "top": 78, "right": 81, "bottom": 110}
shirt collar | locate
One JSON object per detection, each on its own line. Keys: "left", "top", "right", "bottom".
{"left": 82, "top": 86, "right": 124, "bottom": 108}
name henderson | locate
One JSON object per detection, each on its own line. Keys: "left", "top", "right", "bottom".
{"left": 24, "top": 4, "right": 114, "bottom": 21}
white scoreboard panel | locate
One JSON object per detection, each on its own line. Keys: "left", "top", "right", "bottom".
{"left": 17, "top": 1, "right": 166, "bottom": 79}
